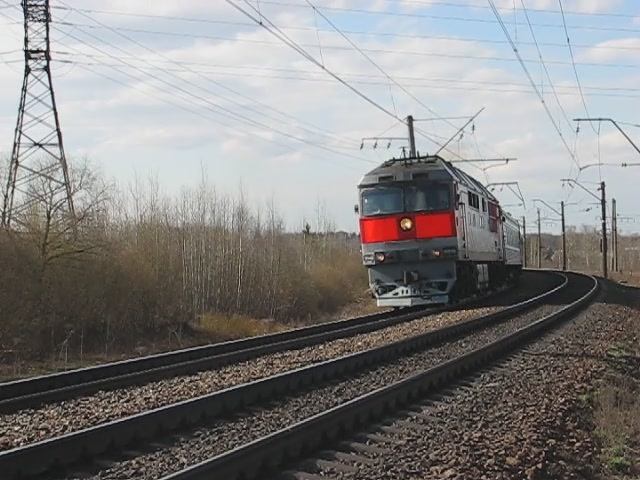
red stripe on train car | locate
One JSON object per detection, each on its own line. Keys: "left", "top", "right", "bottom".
{"left": 360, "top": 216, "right": 403, "bottom": 243}
{"left": 415, "top": 211, "right": 456, "bottom": 239}
{"left": 360, "top": 211, "right": 456, "bottom": 244}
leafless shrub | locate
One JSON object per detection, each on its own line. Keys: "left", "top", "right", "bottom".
{"left": 0, "top": 164, "right": 367, "bottom": 364}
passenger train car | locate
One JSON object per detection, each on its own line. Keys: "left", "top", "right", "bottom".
{"left": 357, "top": 155, "right": 522, "bottom": 307}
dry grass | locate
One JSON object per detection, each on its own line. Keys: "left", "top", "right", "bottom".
{"left": 593, "top": 311, "right": 640, "bottom": 477}
{"left": 198, "top": 313, "right": 287, "bottom": 341}
{"left": 594, "top": 375, "right": 639, "bottom": 474}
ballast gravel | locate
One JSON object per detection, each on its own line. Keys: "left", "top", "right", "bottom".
{"left": 0, "top": 271, "right": 557, "bottom": 452}
{"left": 72, "top": 278, "right": 581, "bottom": 480}
{"left": 0, "top": 306, "right": 501, "bottom": 451}
{"left": 296, "top": 281, "right": 633, "bottom": 480}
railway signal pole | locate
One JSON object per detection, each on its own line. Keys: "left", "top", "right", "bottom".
{"left": 2, "top": 0, "right": 74, "bottom": 228}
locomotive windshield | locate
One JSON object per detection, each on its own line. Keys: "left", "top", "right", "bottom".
{"left": 361, "top": 183, "right": 450, "bottom": 216}
{"left": 361, "top": 187, "right": 403, "bottom": 216}
{"left": 405, "top": 184, "right": 450, "bottom": 212}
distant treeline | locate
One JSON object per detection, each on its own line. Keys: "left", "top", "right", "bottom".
{"left": 0, "top": 160, "right": 367, "bottom": 363}
{"left": 524, "top": 226, "right": 640, "bottom": 274}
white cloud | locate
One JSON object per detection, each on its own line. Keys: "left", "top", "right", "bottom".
{"left": 579, "top": 38, "right": 640, "bottom": 63}
{"left": 1, "top": 0, "right": 638, "bottom": 231}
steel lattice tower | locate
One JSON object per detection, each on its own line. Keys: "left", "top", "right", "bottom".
{"left": 2, "top": 0, "right": 74, "bottom": 227}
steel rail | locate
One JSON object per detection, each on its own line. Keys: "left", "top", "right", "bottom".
{"left": 161, "top": 272, "right": 598, "bottom": 480}
{"left": 0, "top": 274, "right": 535, "bottom": 412}
{"left": 0, "top": 300, "right": 456, "bottom": 412}
{"left": 0, "top": 272, "right": 566, "bottom": 479}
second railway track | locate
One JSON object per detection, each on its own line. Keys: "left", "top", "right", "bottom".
{"left": 0, "top": 270, "right": 577, "bottom": 479}
{"left": 0, "top": 275, "right": 536, "bottom": 414}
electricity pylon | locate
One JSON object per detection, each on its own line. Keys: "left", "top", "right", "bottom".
{"left": 2, "top": 0, "right": 74, "bottom": 228}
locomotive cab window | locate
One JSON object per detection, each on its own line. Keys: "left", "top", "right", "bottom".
{"left": 467, "top": 192, "right": 480, "bottom": 210}
{"left": 405, "top": 184, "right": 450, "bottom": 212}
{"left": 361, "top": 183, "right": 451, "bottom": 216}
{"left": 361, "top": 187, "right": 403, "bottom": 216}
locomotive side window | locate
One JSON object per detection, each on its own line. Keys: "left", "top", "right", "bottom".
{"left": 405, "top": 184, "right": 450, "bottom": 212}
{"left": 467, "top": 192, "right": 480, "bottom": 209}
{"left": 361, "top": 187, "right": 403, "bottom": 216}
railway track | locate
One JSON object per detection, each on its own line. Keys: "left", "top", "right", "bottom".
{"left": 0, "top": 271, "right": 556, "bottom": 416}
{"left": 0, "top": 276, "right": 534, "bottom": 414}
{"left": 160, "top": 272, "right": 596, "bottom": 480}
{"left": 0, "top": 270, "right": 578, "bottom": 479}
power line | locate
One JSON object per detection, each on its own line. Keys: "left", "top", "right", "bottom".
{"left": 52, "top": 25, "right": 374, "bottom": 166}
{"left": 2, "top": 0, "right": 370, "bottom": 163}
{"left": 365, "top": 0, "right": 640, "bottom": 20}
{"left": 49, "top": 10, "right": 640, "bottom": 53}
{"left": 49, "top": 51, "right": 640, "bottom": 99}
{"left": 302, "top": 0, "right": 470, "bottom": 158}
{"left": 225, "top": 0, "right": 454, "bottom": 157}
{"left": 57, "top": 2, "right": 361, "bottom": 152}
{"left": 519, "top": 0, "right": 572, "bottom": 131}
{"left": 305, "top": 1, "right": 459, "bottom": 131}
{"left": 70, "top": 62, "right": 366, "bottom": 173}
{"left": 558, "top": 0, "right": 597, "bottom": 135}
{"left": 257, "top": 1, "right": 640, "bottom": 35}
{"left": 50, "top": 20, "right": 640, "bottom": 70}
{"left": 487, "top": 0, "right": 579, "bottom": 169}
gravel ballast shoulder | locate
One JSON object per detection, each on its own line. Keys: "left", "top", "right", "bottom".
{"left": 65, "top": 276, "right": 581, "bottom": 480}
{"left": 0, "top": 306, "right": 503, "bottom": 451}
{"left": 291, "top": 280, "right": 638, "bottom": 480}
{"left": 0, "top": 272, "right": 556, "bottom": 450}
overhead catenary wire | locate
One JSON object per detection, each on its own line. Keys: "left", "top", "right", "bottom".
{"left": 305, "top": 0, "right": 460, "bottom": 131}
{"left": 558, "top": 0, "right": 597, "bottom": 135}
{"left": 1, "top": 0, "right": 371, "bottom": 165}
{"left": 57, "top": 1, "right": 362, "bottom": 152}
{"left": 225, "top": 0, "right": 455, "bottom": 157}
{"left": 48, "top": 51, "right": 640, "bottom": 100}
{"left": 49, "top": 20, "right": 640, "bottom": 70}
{"left": 49, "top": 50, "right": 640, "bottom": 100}
{"left": 487, "top": 0, "right": 579, "bottom": 169}
{"left": 49, "top": 10, "right": 640, "bottom": 54}
{"left": 50, "top": 24, "right": 375, "bottom": 166}
{"left": 519, "top": 0, "right": 573, "bottom": 131}
{"left": 255, "top": 1, "right": 640, "bottom": 35}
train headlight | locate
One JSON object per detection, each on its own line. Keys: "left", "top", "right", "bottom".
{"left": 399, "top": 217, "right": 413, "bottom": 231}
{"left": 375, "top": 252, "right": 386, "bottom": 263}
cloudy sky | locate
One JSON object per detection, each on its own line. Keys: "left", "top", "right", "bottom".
{"left": 0, "top": 0, "right": 639, "bottom": 233}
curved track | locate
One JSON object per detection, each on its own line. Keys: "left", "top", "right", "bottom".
{"left": 0, "top": 271, "right": 556, "bottom": 413}
{"left": 0, "top": 270, "right": 577, "bottom": 479}
{"left": 158, "top": 272, "right": 597, "bottom": 480}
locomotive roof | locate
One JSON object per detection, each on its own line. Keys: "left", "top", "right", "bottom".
{"left": 358, "top": 155, "right": 498, "bottom": 203}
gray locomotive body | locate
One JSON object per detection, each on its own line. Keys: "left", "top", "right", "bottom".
{"left": 357, "top": 156, "right": 522, "bottom": 307}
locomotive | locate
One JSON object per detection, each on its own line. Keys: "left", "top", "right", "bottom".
{"left": 357, "top": 155, "right": 522, "bottom": 307}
